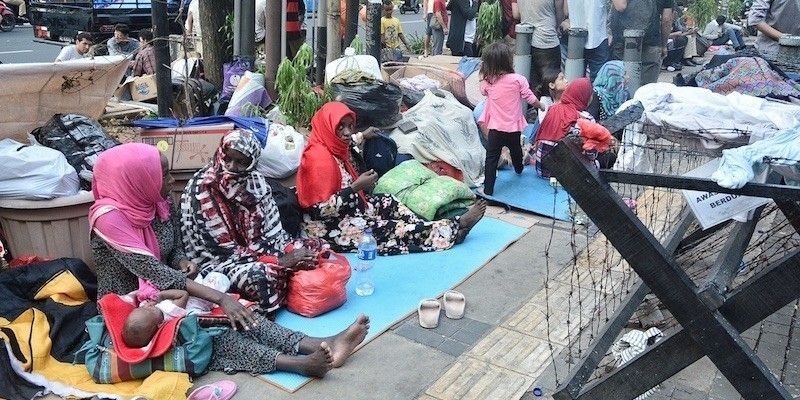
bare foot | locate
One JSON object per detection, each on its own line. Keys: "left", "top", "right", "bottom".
{"left": 301, "top": 342, "right": 333, "bottom": 378}
{"left": 456, "top": 199, "right": 487, "bottom": 243}
{"left": 330, "top": 314, "right": 370, "bottom": 368}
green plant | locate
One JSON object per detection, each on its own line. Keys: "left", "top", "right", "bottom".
{"left": 407, "top": 32, "right": 425, "bottom": 55}
{"left": 477, "top": 0, "right": 502, "bottom": 53}
{"left": 727, "top": 0, "right": 745, "bottom": 21}
{"left": 350, "top": 36, "right": 365, "bottom": 54}
{"left": 275, "top": 43, "right": 332, "bottom": 128}
{"left": 686, "top": 0, "right": 718, "bottom": 28}
{"left": 219, "top": 13, "right": 235, "bottom": 56}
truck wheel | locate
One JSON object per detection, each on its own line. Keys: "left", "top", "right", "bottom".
{"left": 0, "top": 14, "right": 15, "bottom": 32}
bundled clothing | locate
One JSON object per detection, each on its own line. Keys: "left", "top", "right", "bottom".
{"left": 297, "top": 102, "right": 462, "bottom": 255}
{"left": 90, "top": 143, "right": 309, "bottom": 376}
{"left": 181, "top": 130, "right": 294, "bottom": 315}
{"left": 695, "top": 57, "right": 800, "bottom": 100}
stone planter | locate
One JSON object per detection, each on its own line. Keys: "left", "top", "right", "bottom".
{"left": 0, "top": 191, "right": 95, "bottom": 269}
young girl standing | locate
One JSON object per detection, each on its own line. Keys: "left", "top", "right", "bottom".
{"left": 478, "top": 42, "right": 543, "bottom": 196}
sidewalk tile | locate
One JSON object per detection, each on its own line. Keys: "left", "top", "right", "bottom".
{"left": 426, "top": 356, "right": 534, "bottom": 400}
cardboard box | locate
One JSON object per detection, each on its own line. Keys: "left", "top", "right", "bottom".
{"left": 408, "top": 55, "right": 461, "bottom": 71}
{"left": 130, "top": 74, "right": 158, "bottom": 102}
{"left": 139, "top": 123, "right": 234, "bottom": 171}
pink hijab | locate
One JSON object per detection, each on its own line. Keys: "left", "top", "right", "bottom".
{"left": 88, "top": 143, "right": 170, "bottom": 260}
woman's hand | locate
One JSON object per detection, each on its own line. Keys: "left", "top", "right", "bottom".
{"left": 179, "top": 259, "right": 198, "bottom": 279}
{"left": 351, "top": 169, "right": 379, "bottom": 193}
{"left": 219, "top": 295, "right": 258, "bottom": 331}
{"left": 278, "top": 248, "right": 317, "bottom": 271}
{"left": 361, "top": 127, "right": 380, "bottom": 140}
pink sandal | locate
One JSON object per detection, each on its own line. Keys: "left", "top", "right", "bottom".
{"left": 187, "top": 380, "right": 238, "bottom": 400}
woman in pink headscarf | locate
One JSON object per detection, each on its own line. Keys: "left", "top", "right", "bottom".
{"left": 89, "top": 143, "right": 370, "bottom": 377}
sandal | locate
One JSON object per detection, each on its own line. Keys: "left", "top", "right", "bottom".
{"left": 418, "top": 298, "right": 441, "bottom": 329}
{"left": 443, "top": 290, "right": 466, "bottom": 319}
{"left": 187, "top": 380, "right": 238, "bottom": 400}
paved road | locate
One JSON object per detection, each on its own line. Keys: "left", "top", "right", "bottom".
{"left": 0, "top": 25, "right": 62, "bottom": 64}
{"left": 0, "top": 12, "right": 427, "bottom": 65}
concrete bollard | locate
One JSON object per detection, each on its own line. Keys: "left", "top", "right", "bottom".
{"left": 514, "top": 24, "right": 535, "bottom": 81}
{"left": 777, "top": 35, "right": 800, "bottom": 73}
{"left": 564, "top": 28, "right": 588, "bottom": 81}
{"left": 623, "top": 29, "right": 645, "bottom": 95}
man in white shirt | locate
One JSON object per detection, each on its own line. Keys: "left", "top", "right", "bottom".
{"left": 55, "top": 32, "right": 94, "bottom": 62}
{"left": 702, "top": 15, "right": 744, "bottom": 50}
{"left": 184, "top": 0, "right": 203, "bottom": 55}
{"left": 562, "top": 0, "right": 609, "bottom": 80}
{"left": 463, "top": 0, "right": 477, "bottom": 57}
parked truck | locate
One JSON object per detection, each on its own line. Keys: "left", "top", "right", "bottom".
{"left": 29, "top": 0, "right": 186, "bottom": 44}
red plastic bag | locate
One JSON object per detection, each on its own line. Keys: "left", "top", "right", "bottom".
{"left": 287, "top": 252, "right": 351, "bottom": 317}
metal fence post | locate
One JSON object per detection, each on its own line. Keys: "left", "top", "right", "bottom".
{"left": 623, "top": 29, "right": 644, "bottom": 95}
{"left": 514, "top": 24, "right": 534, "bottom": 80}
{"left": 564, "top": 28, "right": 588, "bottom": 81}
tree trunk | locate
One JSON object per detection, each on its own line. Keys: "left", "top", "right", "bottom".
{"left": 199, "top": 0, "right": 234, "bottom": 89}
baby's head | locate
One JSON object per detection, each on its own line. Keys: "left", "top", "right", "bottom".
{"left": 122, "top": 306, "right": 164, "bottom": 348}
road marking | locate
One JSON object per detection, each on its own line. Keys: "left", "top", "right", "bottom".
{"left": 0, "top": 50, "right": 33, "bottom": 55}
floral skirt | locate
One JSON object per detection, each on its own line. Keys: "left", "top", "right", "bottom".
{"left": 303, "top": 194, "right": 460, "bottom": 255}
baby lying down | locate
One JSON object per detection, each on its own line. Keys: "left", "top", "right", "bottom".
{"left": 122, "top": 272, "right": 231, "bottom": 348}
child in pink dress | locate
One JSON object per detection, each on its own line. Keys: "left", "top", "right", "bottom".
{"left": 478, "top": 42, "right": 543, "bottom": 195}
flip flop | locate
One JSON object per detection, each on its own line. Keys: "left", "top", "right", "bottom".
{"left": 443, "top": 290, "right": 466, "bottom": 319}
{"left": 187, "top": 380, "right": 238, "bottom": 400}
{"left": 418, "top": 298, "right": 441, "bottom": 329}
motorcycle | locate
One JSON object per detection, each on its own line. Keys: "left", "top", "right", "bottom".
{"left": 399, "top": 0, "right": 420, "bottom": 14}
{"left": 0, "top": 0, "right": 15, "bottom": 32}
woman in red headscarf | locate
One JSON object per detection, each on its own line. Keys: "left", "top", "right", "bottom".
{"left": 296, "top": 102, "right": 487, "bottom": 255}
{"left": 533, "top": 77, "right": 593, "bottom": 178}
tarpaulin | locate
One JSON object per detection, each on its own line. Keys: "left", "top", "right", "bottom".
{"left": 132, "top": 116, "right": 270, "bottom": 146}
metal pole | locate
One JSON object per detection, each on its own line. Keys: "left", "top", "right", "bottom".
{"left": 623, "top": 29, "right": 644, "bottom": 95}
{"left": 514, "top": 23, "right": 534, "bottom": 79}
{"left": 564, "top": 28, "right": 588, "bottom": 81}
{"left": 281, "top": 0, "right": 288, "bottom": 59}
{"left": 315, "top": 0, "right": 328, "bottom": 84}
{"left": 327, "top": 0, "right": 342, "bottom": 62}
{"left": 239, "top": 0, "right": 256, "bottom": 62}
{"left": 151, "top": 0, "right": 173, "bottom": 117}
{"left": 365, "top": 0, "right": 381, "bottom": 62}
{"left": 345, "top": 0, "right": 359, "bottom": 46}
{"left": 265, "top": 0, "right": 283, "bottom": 98}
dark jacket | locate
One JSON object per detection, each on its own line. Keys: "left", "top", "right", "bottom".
{"left": 446, "top": 0, "right": 479, "bottom": 55}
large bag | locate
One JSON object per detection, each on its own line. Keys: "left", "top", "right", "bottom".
{"left": 221, "top": 57, "right": 254, "bottom": 101}
{"left": 257, "top": 123, "right": 305, "bottom": 179}
{"left": 331, "top": 80, "right": 403, "bottom": 128}
{"left": 0, "top": 139, "right": 80, "bottom": 200}
{"left": 286, "top": 252, "right": 351, "bottom": 318}
{"left": 32, "top": 114, "right": 119, "bottom": 190}
{"left": 76, "top": 314, "right": 215, "bottom": 384}
{"left": 225, "top": 71, "right": 272, "bottom": 117}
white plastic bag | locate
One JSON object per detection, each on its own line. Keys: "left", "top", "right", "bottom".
{"left": 0, "top": 139, "right": 80, "bottom": 200}
{"left": 257, "top": 123, "right": 306, "bottom": 179}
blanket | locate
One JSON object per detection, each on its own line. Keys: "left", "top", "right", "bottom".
{"left": 0, "top": 258, "right": 190, "bottom": 400}
{"left": 695, "top": 57, "right": 800, "bottom": 99}
{"left": 374, "top": 160, "right": 475, "bottom": 220}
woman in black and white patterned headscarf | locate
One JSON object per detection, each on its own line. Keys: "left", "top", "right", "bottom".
{"left": 180, "top": 129, "right": 320, "bottom": 316}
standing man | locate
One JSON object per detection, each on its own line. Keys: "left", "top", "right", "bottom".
{"left": 446, "top": 0, "right": 479, "bottom": 57}
{"left": 132, "top": 29, "right": 156, "bottom": 76}
{"left": 610, "top": 0, "right": 674, "bottom": 85}
{"left": 747, "top": 0, "right": 800, "bottom": 61}
{"left": 184, "top": 0, "right": 203, "bottom": 55}
{"left": 562, "top": 0, "right": 610, "bottom": 80}
{"left": 106, "top": 23, "right": 141, "bottom": 56}
{"left": 55, "top": 32, "right": 93, "bottom": 62}
{"left": 519, "top": 0, "right": 563, "bottom": 94}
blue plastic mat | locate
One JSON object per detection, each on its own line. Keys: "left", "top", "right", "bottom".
{"left": 259, "top": 217, "right": 527, "bottom": 392}
{"left": 477, "top": 165, "right": 572, "bottom": 221}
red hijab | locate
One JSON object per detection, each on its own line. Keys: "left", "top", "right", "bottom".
{"left": 537, "top": 77, "right": 593, "bottom": 142}
{"left": 297, "top": 102, "right": 363, "bottom": 208}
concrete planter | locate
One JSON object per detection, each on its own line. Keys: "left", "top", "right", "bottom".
{"left": 0, "top": 191, "right": 95, "bottom": 269}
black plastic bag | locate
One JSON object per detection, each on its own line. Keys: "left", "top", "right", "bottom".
{"left": 332, "top": 81, "right": 403, "bottom": 128}
{"left": 33, "top": 114, "right": 120, "bottom": 190}
{"left": 265, "top": 178, "right": 302, "bottom": 238}
{"left": 363, "top": 134, "right": 398, "bottom": 177}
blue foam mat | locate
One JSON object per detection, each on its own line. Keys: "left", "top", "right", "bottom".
{"left": 478, "top": 165, "right": 572, "bottom": 221}
{"left": 259, "top": 217, "right": 527, "bottom": 392}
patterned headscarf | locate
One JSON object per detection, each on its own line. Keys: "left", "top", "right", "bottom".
{"left": 182, "top": 129, "right": 289, "bottom": 264}
{"left": 593, "top": 61, "right": 629, "bottom": 118}
{"left": 537, "top": 78, "right": 593, "bottom": 142}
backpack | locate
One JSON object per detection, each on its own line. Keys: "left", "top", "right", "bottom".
{"left": 363, "top": 134, "right": 398, "bottom": 177}
{"left": 33, "top": 114, "right": 119, "bottom": 190}
{"left": 266, "top": 178, "right": 302, "bottom": 238}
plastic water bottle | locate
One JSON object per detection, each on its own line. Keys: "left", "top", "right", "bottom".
{"left": 355, "top": 228, "right": 377, "bottom": 296}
